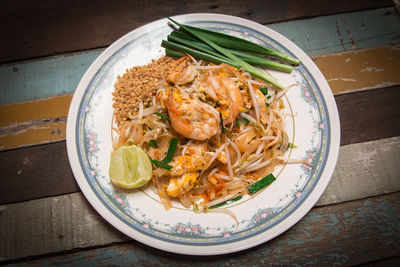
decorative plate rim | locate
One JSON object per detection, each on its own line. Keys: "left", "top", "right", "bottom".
{"left": 66, "top": 13, "right": 340, "bottom": 255}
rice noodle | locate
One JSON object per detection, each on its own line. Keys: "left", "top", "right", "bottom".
{"left": 225, "top": 145, "right": 234, "bottom": 179}
{"left": 201, "top": 144, "right": 226, "bottom": 174}
{"left": 247, "top": 80, "right": 260, "bottom": 122}
{"left": 242, "top": 159, "right": 271, "bottom": 173}
{"left": 111, "top": 57, "right": 302, "bottom": 219}
{"left": 228, "top": 139, "right": 241, "bottom": 167}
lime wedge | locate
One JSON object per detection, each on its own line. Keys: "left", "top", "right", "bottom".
{"left": 109, "top": 145, "right": 152, "bottom": 189}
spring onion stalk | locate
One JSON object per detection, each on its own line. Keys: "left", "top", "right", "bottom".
{"left": 165, "top": 49, "right": 185, "bottom": 58}
{"left": 247, "top": 173, "right": 276, "bottom": 194}
{"left": 155, "top": 112, "right": 169, "bottom": 120}
{"left": 162, "top": 40, "right": 240, "bottom": 68}
{"left": 149, "top": 140, "right": 157, "bottom": 148}
{"left": 208, "top": 195, "right": 243, "bottom": 209}
{"left": 151, "top": 137, "right": 178, "bottom": 170}
{"left": 175, "top": 24, "right": 301, "bottom": 66}
{"left": 168, "top": 31, "right": 293, "bottom": 73}
{"left": 168, "top": 18, "right": 285, "bottom": 90}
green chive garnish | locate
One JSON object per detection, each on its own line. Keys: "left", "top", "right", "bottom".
{"left": 260, "top": 87, "right": 268, "bottom": 95}
{"left": 149, "top": 140, "right": 157, "bottom": 148}
{"left": 151, "top": 137, "right": 178, "bottom": 170}
{"left": 247, "top": 174, "right": 276, "bottom": 194}
{"left": 208, "top": 195, "right": 243, "bottom": 209}
{"left": 156, "top": 112, "right": 169, "bottom": 120}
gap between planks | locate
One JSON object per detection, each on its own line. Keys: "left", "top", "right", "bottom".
{"left": 0, "top": 1, "right": 394, "bottom": 63}
{"left": 0, "top": 86, "right": 399, "bottom": 205}
{"left": 0, "top": 136, "right": 399, "bottom": 262}
{"left": 3, "top": 192, "right": 400, "bottom": 266}
{"left": 1, "top": 44, "right": 399, "bottom": 151}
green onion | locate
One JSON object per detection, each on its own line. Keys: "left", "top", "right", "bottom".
{"left": 220, "top": 114, "right": 227, "bottom": 133}
{"left": 151, "top": 137, "right": 178, "bottom": 170}
{"left": 161, "top": 137, "right": 178, "bottom": 164}
{"left": 265, "top": 102, "right": 270, "bottom": 107}
{"left": 236, "top": 119, "right": 240, "bottom": 129}
{"left": 248, "top": 174, "right": 276, "bottom": 194}
{"left": 174, "top": 23, "right": 301, "bottom": 65}
{"left": 168, "top": 18, "right": 286, "bottom": 90}
{"left": 168, "top": 31, "right": 292, "bottom": 73}
{"left": 267, "top": 95, "right": 272, "bottom": 99}
{"left": 288, "top": 142, "right": 298, "bottom": 148}
{"left": 162, "top": 40, "right": 239, "bottom": 67}
{"left": 151, "top": 160, "right": 172, "bottom": 170}
{"left": 165, "top": 49, "right": 185, "bottom": 58}
{"left": 208, "top": 195, "right": 243, "bottom": 209}
{"left": 239, "top": 115, "right": 249, "bottom": 125}
{"left": 149, "top": 140, "right": 157, "bottom": 148}
{"left": 260, "top": 87, "right": 268, "bottom": 95}
{"left": 155, "top": 112, "right": 169, "bottom": 120}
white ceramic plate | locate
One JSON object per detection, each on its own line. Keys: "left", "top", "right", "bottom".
{"left": 66, "top": 13, "right": 340, "bottom": 255}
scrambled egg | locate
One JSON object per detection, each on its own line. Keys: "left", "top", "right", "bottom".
{"left": 166, "top": 172, "right": 198, "bottom": 197}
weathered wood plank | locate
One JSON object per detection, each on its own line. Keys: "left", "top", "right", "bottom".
{"left": 2, "top": 192, "right": 399, "bottom": 265}
{"left": 336, "top": 86, "right": 400, "bottom": 146}
{"left": 0, "top": 141, "right": 79, "bottom": 205}
{"left": 0, "top": 0, "right": 393, "bottom": 63}
{"left": 316, "top": 136, "right": 400, "bottom": 206}
{"left": 313, "top": 45, "right": 400, "bottom": 94}
{"left": 1, "top": 8, "right": 399, "bottom": 106}
{"left": 1, "top": 87, "right": 399, "bottom": 204}
{"left": 1, "top": 46, "right": 399, "bottom": 150}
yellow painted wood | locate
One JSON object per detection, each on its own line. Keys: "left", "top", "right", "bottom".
{"left": 1, "top": 45, "right": 399, "bottom": 150}
{"left": 0, "top": 121, "right": 66, "bottom": 150}
{"left": 0, "top": 94, "right": 72, "bottom": 127}
{"left": 313, "top": 45, "right": 400, "bottom": 94}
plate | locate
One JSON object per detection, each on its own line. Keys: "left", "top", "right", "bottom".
{"left": 66, "top": 13, "right": 340, "bottom": 255}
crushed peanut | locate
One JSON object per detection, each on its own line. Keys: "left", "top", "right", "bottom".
{"left": 112, "top": 56, "right": 179, "bottom": 125}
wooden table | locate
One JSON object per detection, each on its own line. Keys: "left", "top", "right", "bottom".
{"left": 1, "top": 1, "right": 399, "bottom": 265}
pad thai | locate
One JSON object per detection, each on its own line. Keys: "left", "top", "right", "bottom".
{"left": 111, "top": 55, "right": 302, "bottom": 214}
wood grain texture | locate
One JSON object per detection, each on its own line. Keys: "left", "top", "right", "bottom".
{"left": 1, "top": 46, "right": 399, "bottom": 150}
{"left": 2, "top": 192, "right": 399, "bottom": 265}
{"left": 0, "top": 137, "right": 399, "bottom": 262}
{"left": 0, "top": 141, "right": 79, "bottom": 205}
{"left": 0, "top": 86, "right": 399, "bottom": 204}
{"left": 336, "top": 86, "right": 400, "bottom": 146}
{"left": 316, "top": 136, "right": 400, "bottom": 206}
{"left": 0, "top": 0, "right": 393, "bottom": 63}
{"left": 1, "top": 8, "right": 399, "bottom": 106}
{"left": 314, "top": 45, "right": 400, "bottom": 94}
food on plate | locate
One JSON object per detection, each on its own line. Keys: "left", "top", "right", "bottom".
{"left": 110, "top": 21, "right": 305, "bottom": 214}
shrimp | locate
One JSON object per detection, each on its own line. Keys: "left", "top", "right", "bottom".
{"left": 204, "top": 71, "right": 244, "bottom": 124}
{"left": 166, "top": 90, "right": 220, "bottom": 141}
{"left": 167, "top": 57, "right": 198, "bottom": 85}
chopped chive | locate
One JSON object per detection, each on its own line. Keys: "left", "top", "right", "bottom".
{"left": 288, "top": 142, "right": 298, "bottom": 148}
{"left": 151, "top": 137, "right": 178, "bottom": 170}
{"left": 149, "top": 140, "right": 157, "bottom": 148}
{"left": 247, "top": 174, "right": 276, "bottom": 194}
{"left": 208, "top": 195, "right": 243, "bottom": 209}
{"left": 161, "top": 137, "right": 178, "bottom": 164}
{"left": 151, "top": 160, "right": 173, "bottom": 170}
{"left": 267, "top": 95, "right": 272, "bottom": 99}
{"left": 259, "top": 87, "right": 268, "bottom": 95}
{"left": 236, "top": 119, "right": 240, "bottom": 129}
{"left": 156, "top": 112, "right": 169, "bottom": 120}
{"left": 239, "top": 115, "right": 249, "bottom": 125}
{"left": 265, "top": 102, "right": 270, "bottom": 107}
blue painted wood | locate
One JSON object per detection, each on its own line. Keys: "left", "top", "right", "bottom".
{"left": 13, "top": 193, "right": 400, "bottom": 266}
{"left": 269, "top": 8, "right": 400, "bottom": 55}
{"left": 0, "top": 50, "right": 101, "bottom": 105}
{"left": 0, "top": 8, "right": 399, "bottom": 105}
